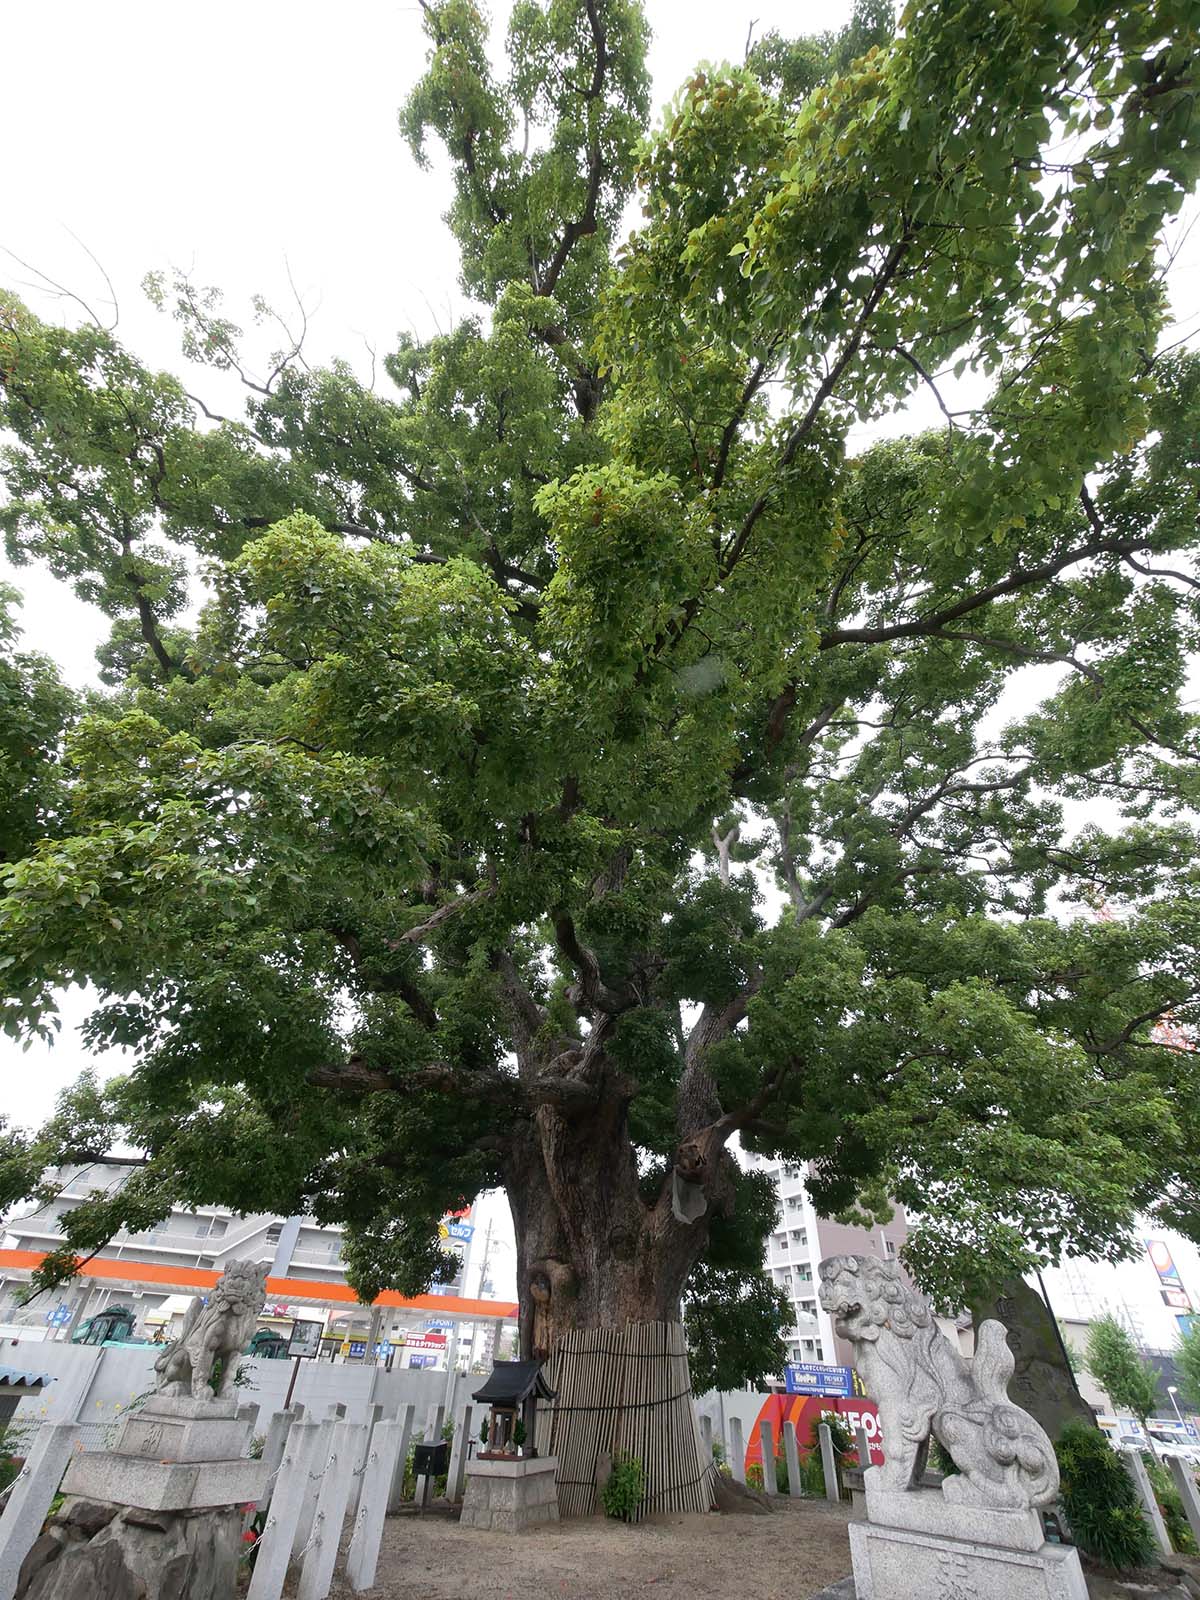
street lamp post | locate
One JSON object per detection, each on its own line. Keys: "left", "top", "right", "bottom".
{"left": 1168, "top": 1385, "right": 1185, "bottom": 1426}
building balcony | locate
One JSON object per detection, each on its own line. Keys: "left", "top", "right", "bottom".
{"left": 6, "top": 1220, "right": 64, "bottom": 1243}
{"left": 287, "top": 1249, "right": 344, "bottom": 1271}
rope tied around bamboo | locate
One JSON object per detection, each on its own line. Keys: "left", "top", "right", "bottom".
{"left": 545, "top": 1320, "right": 714, "bottom": 1521}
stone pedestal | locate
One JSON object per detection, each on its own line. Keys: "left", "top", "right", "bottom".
{"left": 459, "top": 1456, "right": 560, "bottom": 1532}
{"left": 15, "top": 1396, "right": 267, "bottom": 1600}
{"left": 849, "top": 1475, "right": 1088, "bottom": 1600}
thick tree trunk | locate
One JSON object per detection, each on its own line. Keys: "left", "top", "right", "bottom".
{"left": 502, "top": 1078, "right": 717, "bottom": 1517}
{"left": 506, "top": 1090, "right": 709, "bottom": 1359}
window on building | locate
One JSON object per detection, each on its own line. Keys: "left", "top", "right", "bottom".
{"left": 265, "top": 1224, "right": 283, "bottom": 1245}
{"left": 882, "top": 1236, "right": 897, "bottom": 1259}
{"left": 802, "top": 1338, "right": 817, "bottom": 1355}
{"left": 208, "top": 1217, "right": 227, "bottom": 1238}
{"left": 790, "top": 1229, "right": 807, "bottom": 1246}
{"left": 785, "top": 1195, "right": 803, "bottom": 1213}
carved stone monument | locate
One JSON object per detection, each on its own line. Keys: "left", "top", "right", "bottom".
{"left": 818, "top": 1254, "right": 1088, "bottom": 1600}
{"left": 17, "top": 1261, "right": 270, "bottom": 1600}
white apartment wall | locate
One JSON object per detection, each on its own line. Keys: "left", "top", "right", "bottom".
{"left": 746, "top": 1151, "right": 909, "bottom": 1368}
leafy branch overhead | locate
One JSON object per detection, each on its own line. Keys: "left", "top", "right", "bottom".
{"left": 1, "top": 0, "right": 1199, "bottom": 1354}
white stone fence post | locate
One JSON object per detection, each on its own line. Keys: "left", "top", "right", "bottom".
{"left": 818, "top": 1423, "right": 841, "bottom": 1504}
{"left": 1121, "top": 1448, "right": 1172, "bottom": 1555}
{"left": 446, "top": 1404, "right": 473, "bottom": 1503}
{"left": 247, "top": 1420, "right": 320, "bottom": 1600}
{"left": 782, "top": 1421, "right": 802, "bottom": 1496}
{"left": 297, "top": 1421, "right": 364, "bottom": 1600}
{"left": 758, "top": 1419, "right": 777, "bottom": 1496}
{"left": 346, "top": 1418, "right": 405, "bottom": 1592}
{"left": 728, "top": 1416, "right": 745, "bottom": 1485}
{"left": 0, "top": 1423, "right": 82, "bottom": 1600}
{"left": 386, "top": 1403, "right": 417, "bottom": 1513}
{"left": 1166, "top": 1456, "right": 1200, "bottom": 1549}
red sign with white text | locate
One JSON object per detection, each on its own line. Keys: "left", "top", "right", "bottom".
{"left": 742, "top": 1392, "right": 884, "bottom": 1473}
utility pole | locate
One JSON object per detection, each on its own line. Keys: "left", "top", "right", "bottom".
{"left": 473, "top": 1219, "right": 497, "bottom": 1372}
{"left": 441, "top": 1218, "right": 483, "bottom": 1413}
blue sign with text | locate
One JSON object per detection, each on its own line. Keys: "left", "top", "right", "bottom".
{"left": 785, "top": 1362, "right": 854, "bottom": 1397}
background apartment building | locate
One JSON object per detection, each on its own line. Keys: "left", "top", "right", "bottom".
{"left": 0, "top": 1157, "right": 485, "bottom": 1361}
{"left": 742, "top": 1151, "right": 909, "bottom": 1370}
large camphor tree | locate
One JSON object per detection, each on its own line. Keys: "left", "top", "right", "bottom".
{"left": 2, "top": 0, "right": 1200, "bottom": 1486}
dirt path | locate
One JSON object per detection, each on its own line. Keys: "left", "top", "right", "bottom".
{"left": 324, "top": 1499, "right": 853, "bottom": 1600}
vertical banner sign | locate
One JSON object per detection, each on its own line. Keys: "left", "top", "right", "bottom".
{"left": 1145, "top": 1239, "right": 1193, "bottom": 1311}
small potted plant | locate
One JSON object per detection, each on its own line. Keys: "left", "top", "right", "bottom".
{"left": 512, "top": 1419, "right": 526, "bottom": 1458}
{"left": 479, "top": 1417, "right": 491, "bottom": 1459}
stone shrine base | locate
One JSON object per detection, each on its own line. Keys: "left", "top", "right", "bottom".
{"left": 16, "top": 1498, "right": 243, "bottom": 1600}
{"left": 850, "top": 1476, "right": 1088, "bottom": 1600}
{"left": 460, "top": 1456, "right": 560, "bottom": 1532}
{"left": 15, "top": 1394, "right": 266, "bottom": 1600}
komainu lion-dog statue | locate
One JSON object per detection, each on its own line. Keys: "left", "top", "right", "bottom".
{"left": 818, "top": 1253, "right": 1059, "bottom": 1509}
{"left": 154, "top": 1258, "right": 270, "bottom": 1401}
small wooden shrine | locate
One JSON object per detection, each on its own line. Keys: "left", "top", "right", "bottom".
{"left": 472, "top": 1360, "right": 556, "bottom": 1459}
{"left": 462, "top": 1360, "right": 560, "bottom": 1531}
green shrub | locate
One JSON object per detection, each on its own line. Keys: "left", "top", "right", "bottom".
{"left": 1144, "top": 1457, "right": 1199, "bottom": 1556}
{"left": 1056, "top": 1421, "right": 1155, "bottom": 1571}
{"left": 798, "top": 1446, "right": 826, "bottom": 1497}
{"left": 602, "top": 1454, "right": 645, "bottom": 1522}
{"left": 746, "top": 1460, "right": 764, "bottom": 1491}
{"left": 821, "top": 1412, "right": 855, "bottom": 1459}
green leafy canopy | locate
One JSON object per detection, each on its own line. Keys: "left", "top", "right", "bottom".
{"left": 1, "top": 0, "right": 1200, "bottom": 1356}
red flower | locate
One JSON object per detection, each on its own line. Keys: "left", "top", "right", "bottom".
{"left": 242, "top": 1531, "right": 257, "bottom": 1544}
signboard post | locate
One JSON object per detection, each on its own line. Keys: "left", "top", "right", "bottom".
{"left": 287, "top": 1319, "right": 324, "bottom": 1359}
{"left": 284, "top": 1318, "right": 325, "bottom": 1409}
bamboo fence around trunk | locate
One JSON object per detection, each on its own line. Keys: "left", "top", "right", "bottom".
{"left": 545, "top": 1320, "right": 714, "bottom": 1520}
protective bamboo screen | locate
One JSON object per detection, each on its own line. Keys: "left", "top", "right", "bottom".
{"left": 545, "top": 1320, "right": 714, "bottom": 1520}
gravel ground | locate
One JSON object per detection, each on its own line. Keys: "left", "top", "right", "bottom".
{"left": 324, "top": 1499, "right": 853, "bottom": 1600}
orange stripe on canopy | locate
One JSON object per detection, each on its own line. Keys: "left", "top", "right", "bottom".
{"left": 0, "top": 1248, "right": 518, "bottom": 1321}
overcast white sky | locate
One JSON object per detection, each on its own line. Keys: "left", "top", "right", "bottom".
{"left": 1, "top": 1, "right": 1197, "bottom": 1151}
